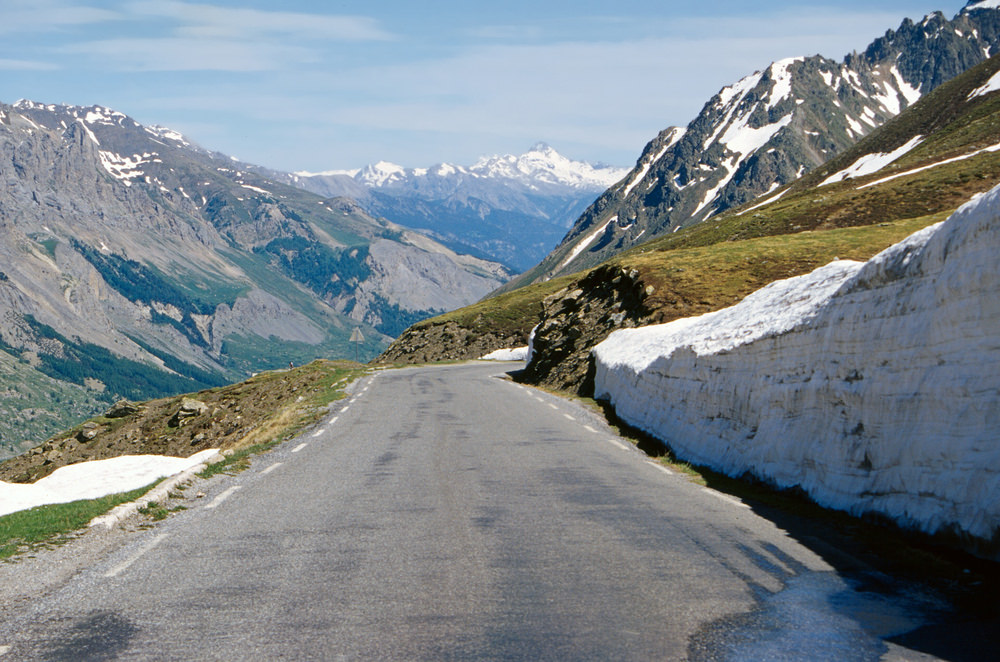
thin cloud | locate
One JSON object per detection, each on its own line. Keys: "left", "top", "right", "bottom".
{"left": 125, "top": 1, "right": 394, "bottom": 41}
{"left": 61, "top": 37, "right": 315, "bottom": 72}
{"left": 0, "top": 1, "right": 121, "bottom": 34}
{"left": 0, "top": 58, "right": 59, "bottom": 71}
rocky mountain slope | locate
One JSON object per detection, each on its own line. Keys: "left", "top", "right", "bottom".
{"left": 503, "top": 1, "right": 1000, "bottom": 289}
{"left": 378, "top": 51, "right": 1000, "bottom": 396}
{"left": 0, "top": 101, "right": 508, "bottom": 458}
{"left": 593, "top": 181, "right": 1000, "bottom": 557}
{"left": 271, "top": 144, "right": 628, "bottom": 272}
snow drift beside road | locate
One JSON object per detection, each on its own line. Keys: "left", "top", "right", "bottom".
{"left": 593, "top": 185, "right": 1000, "bottom": 549}
{"left": 0, "top": 449, "right": 219, "bottom": 517}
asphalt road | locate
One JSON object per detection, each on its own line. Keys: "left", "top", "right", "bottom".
{"left": 0, "top": 362, "right": 981, "bottom": 660}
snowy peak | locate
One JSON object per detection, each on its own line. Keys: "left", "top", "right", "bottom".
{"left": 348, "top": 144, "right": 627, "bottom": 192}
{"left": 523, "top": 2, "right": 1000, "bottom": 282}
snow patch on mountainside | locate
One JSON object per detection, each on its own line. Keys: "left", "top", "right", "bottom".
{"left": 594, "top": 184, "right": 1000, "bottom": 548}
{"left": 820, "top": 135, "right": 924, "bottom": 186}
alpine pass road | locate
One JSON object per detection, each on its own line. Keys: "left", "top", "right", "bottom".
{"left": 0, "top": 362, "right": 985, "bottom": 660}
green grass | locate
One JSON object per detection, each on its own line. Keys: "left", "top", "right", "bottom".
{"left": 0, "top": 481, "right": 160, "bottom": 560}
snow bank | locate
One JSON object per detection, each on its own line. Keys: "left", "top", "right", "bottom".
{"left": 0, "top": 449, "right": 220, "bottom": 517}
{"left": 594, "top": 185, "right": 1000, "bottom": 547}
{"left": 480, "top": 346, "right": 529, "bottom": 361}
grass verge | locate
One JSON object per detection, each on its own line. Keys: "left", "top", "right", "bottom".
{"left": 0, "top": 481, "right": 161, "bottom": 560}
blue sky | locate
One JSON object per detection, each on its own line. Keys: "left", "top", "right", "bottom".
{"left": 0, "top": 1, "right": 968, "bottom": 172}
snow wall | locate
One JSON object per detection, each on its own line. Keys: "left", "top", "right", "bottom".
{"left": 593, "top": 184, "right": 1000, "bottom": 554}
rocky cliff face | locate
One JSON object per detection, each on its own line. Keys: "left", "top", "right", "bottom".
{"left": 593, "top": 184, "right": 1000, "bottom": 556}
{"left": 513, "top": 3, "right": 1000, "bottom": 285}
{"left": 0, "top": 100, "right": 508, "bottom": 458}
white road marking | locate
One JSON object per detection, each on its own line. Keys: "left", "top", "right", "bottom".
{"left": 0, "top": 645, "right": 11, "bottom": 656}
{"left": 534, "top": 396, "right": 544, "bottom": 403}
{"left": 649, "top": 462, "right": 674, "bottom": 475}
{"left": 261, "top": 463, "right": 283, "bottom": 476}
{"left": 205, "top": 486, "right": 242, "bottom": 510}
{"left": 584, "top": 425, "right": 598, "bottom": 434}
{"left": 292, "top": 443, "right": 308, "bottom": 453}
{"left": 563, "top": 413, "right": 574, "bottom": 421}
{"left": 548, "top": 403, "right": 558, "bottom": 410}
{"left": 342, "top": 406, "right": 350, "bottom": 413}
{"left": 607, "top": 439, "right": 629, "bottom": 451}
{"left": 701, "top": 487, "right": 750, "bottom": 509}
{"left": 105, "top": 533, "right": 168, "bottom": 578}
{"left": 311, "top": 429, "right": 325, "bottom": 438}
{"left": 329, "top": 416, "right": 338, "bottom": 424}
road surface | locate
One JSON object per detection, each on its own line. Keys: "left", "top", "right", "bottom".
{"left": 0, "top": 362, "right": 990, "bottom": 660}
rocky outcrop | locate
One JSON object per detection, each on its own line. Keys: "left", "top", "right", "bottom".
{"left": 377, "top": 321, "right": 527, "bottom": 365}
{"left": 519, "top": 266, "right": 655, "bottom": 393}
{"left": 593, "top": 183, "right": 1000, "bottom": 557}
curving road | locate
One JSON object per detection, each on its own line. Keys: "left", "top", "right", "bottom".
{"left": 0, "top": 362, "right": 978, "bottom": 660}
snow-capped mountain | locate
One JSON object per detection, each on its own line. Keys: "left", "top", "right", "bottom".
{"left": 276, "top": 144, "right": 629, "bottom": 271}
{"left": 514, "top": 1, "right": 1000, "bottom": 284}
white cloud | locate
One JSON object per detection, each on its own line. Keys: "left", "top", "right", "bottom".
{"left": 0, "top": 58, "right": 59, "bottom": 71}
{"left": 125, "top": 1, "right": 393, "bottom": 41}
{"left": 0, "top": 1, "right": 121, "bottom": 34}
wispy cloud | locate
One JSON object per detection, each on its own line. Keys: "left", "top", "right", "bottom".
{"left": 0, "top": 58, "right": 59, "bottom": 71}
{"left": 125, "top": 1, "right": 393, "bottom": 41}
{"left": 0, "top": 0, "right": 121, "bottom": 34}
{"left": 62, "top": 37, "right": 316, "bottom": 72}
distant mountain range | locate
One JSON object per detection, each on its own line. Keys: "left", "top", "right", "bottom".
{"left": 267, "top": 144, "right": 629, "bottom": 272}
{"left": 506, "top": 1, "right": 1000, "bottom": 288}
{"left": 0, "top": 100, "right": 508, "bottom": 458}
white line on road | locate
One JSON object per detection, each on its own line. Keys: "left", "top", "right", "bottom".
{"left": 205, "top": 486, "right": 242, "bottom": 510}
{"left": 607, "top": 439, "right": 629, "bottom": 451}
{"left": 548, "top": 403, "right": 558, "bottom": 410}
{"left": 260, "top": 463, "right": 283, "bottom": 476}
{"left": 0, "top": 644, "right": 11, "bottom": 656}
{"left": 648, "top": 462, "right": 674, "bottom": 475}
{"left": 311, "top": 429, "right": 325, "bottom": 438}
{"left": 584, "top": 425, "right": 598, "bottom": 433}
{"left": 563, "top": 413, "right": 574, "bottom": 421}
{"left": 329, "top": 416, "right": 338, "bottom": 424}
{"left": 292, "top": 443, "right": 308, "bottom": 453}
{"left": 701, "top": 487, "right": 750, "bottom": 509}
{"left": 342, "top": 406, "right": 350, "bottom": 413}
{"left": 105, "top": 533, "right": 168, "bottom": 578}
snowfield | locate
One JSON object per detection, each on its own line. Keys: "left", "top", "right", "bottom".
{"left": 0, "top": 449, "right": 219, "bottom": 518}
{"left": 593, "top": 184, "right": 1000, "bottom": 549}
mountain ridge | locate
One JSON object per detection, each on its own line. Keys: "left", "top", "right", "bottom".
{"left": 501, "top": 1, "right": 1000, "bottom": 289}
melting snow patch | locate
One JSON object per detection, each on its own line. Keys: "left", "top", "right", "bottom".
{"left": 968, "top": 69, "right": 1000, "bottom": 100}
{"left": 0, "top": 449, "right": 220, "bottom": 517}
{"left": 480, "top": 346, "right": 529, "bottom": 361}
{"left": 819, "top": 135, "right": 923, "bottom": 186}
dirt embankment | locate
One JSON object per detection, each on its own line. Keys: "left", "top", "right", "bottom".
{"left": 0, "top": 361, "right": 354, "bottom": 484}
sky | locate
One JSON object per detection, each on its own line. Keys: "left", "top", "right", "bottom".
{"left": 0, "top": 1, "right": 970, "bottom": 173}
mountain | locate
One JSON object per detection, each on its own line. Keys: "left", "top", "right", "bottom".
{"left": 271, "top": 144, "right": 629, "bottom": 272}
{"left": 0, "top": 100, "right": 509, "bottom": 459}
{"left": 378, "top": 50, "right": 1000, "bottom": 396}
{"left": 504, "top": 1, "right": 1000, "bottom": 288}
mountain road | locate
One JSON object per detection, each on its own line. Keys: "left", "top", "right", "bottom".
{"left": 0, "top": 362, "right": 982, "bottom": 660}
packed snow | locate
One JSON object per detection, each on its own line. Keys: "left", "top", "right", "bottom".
{"left": 593, "top": 184, "right": 1000, "bottom": 546}
{"left": 0, "top": 449, "right": 220, "bottom": 517}
{"left": 968, "top": 69, "right": 1000, "bottom": 100}
{"left": 857, "top": 140, "right": 1000, "bottom": 190}
{"left": 819, "top": 135, "right": 924, "bottom": 186}
{"left": 480, "top": 346, "right": 529, "bottom": 361}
